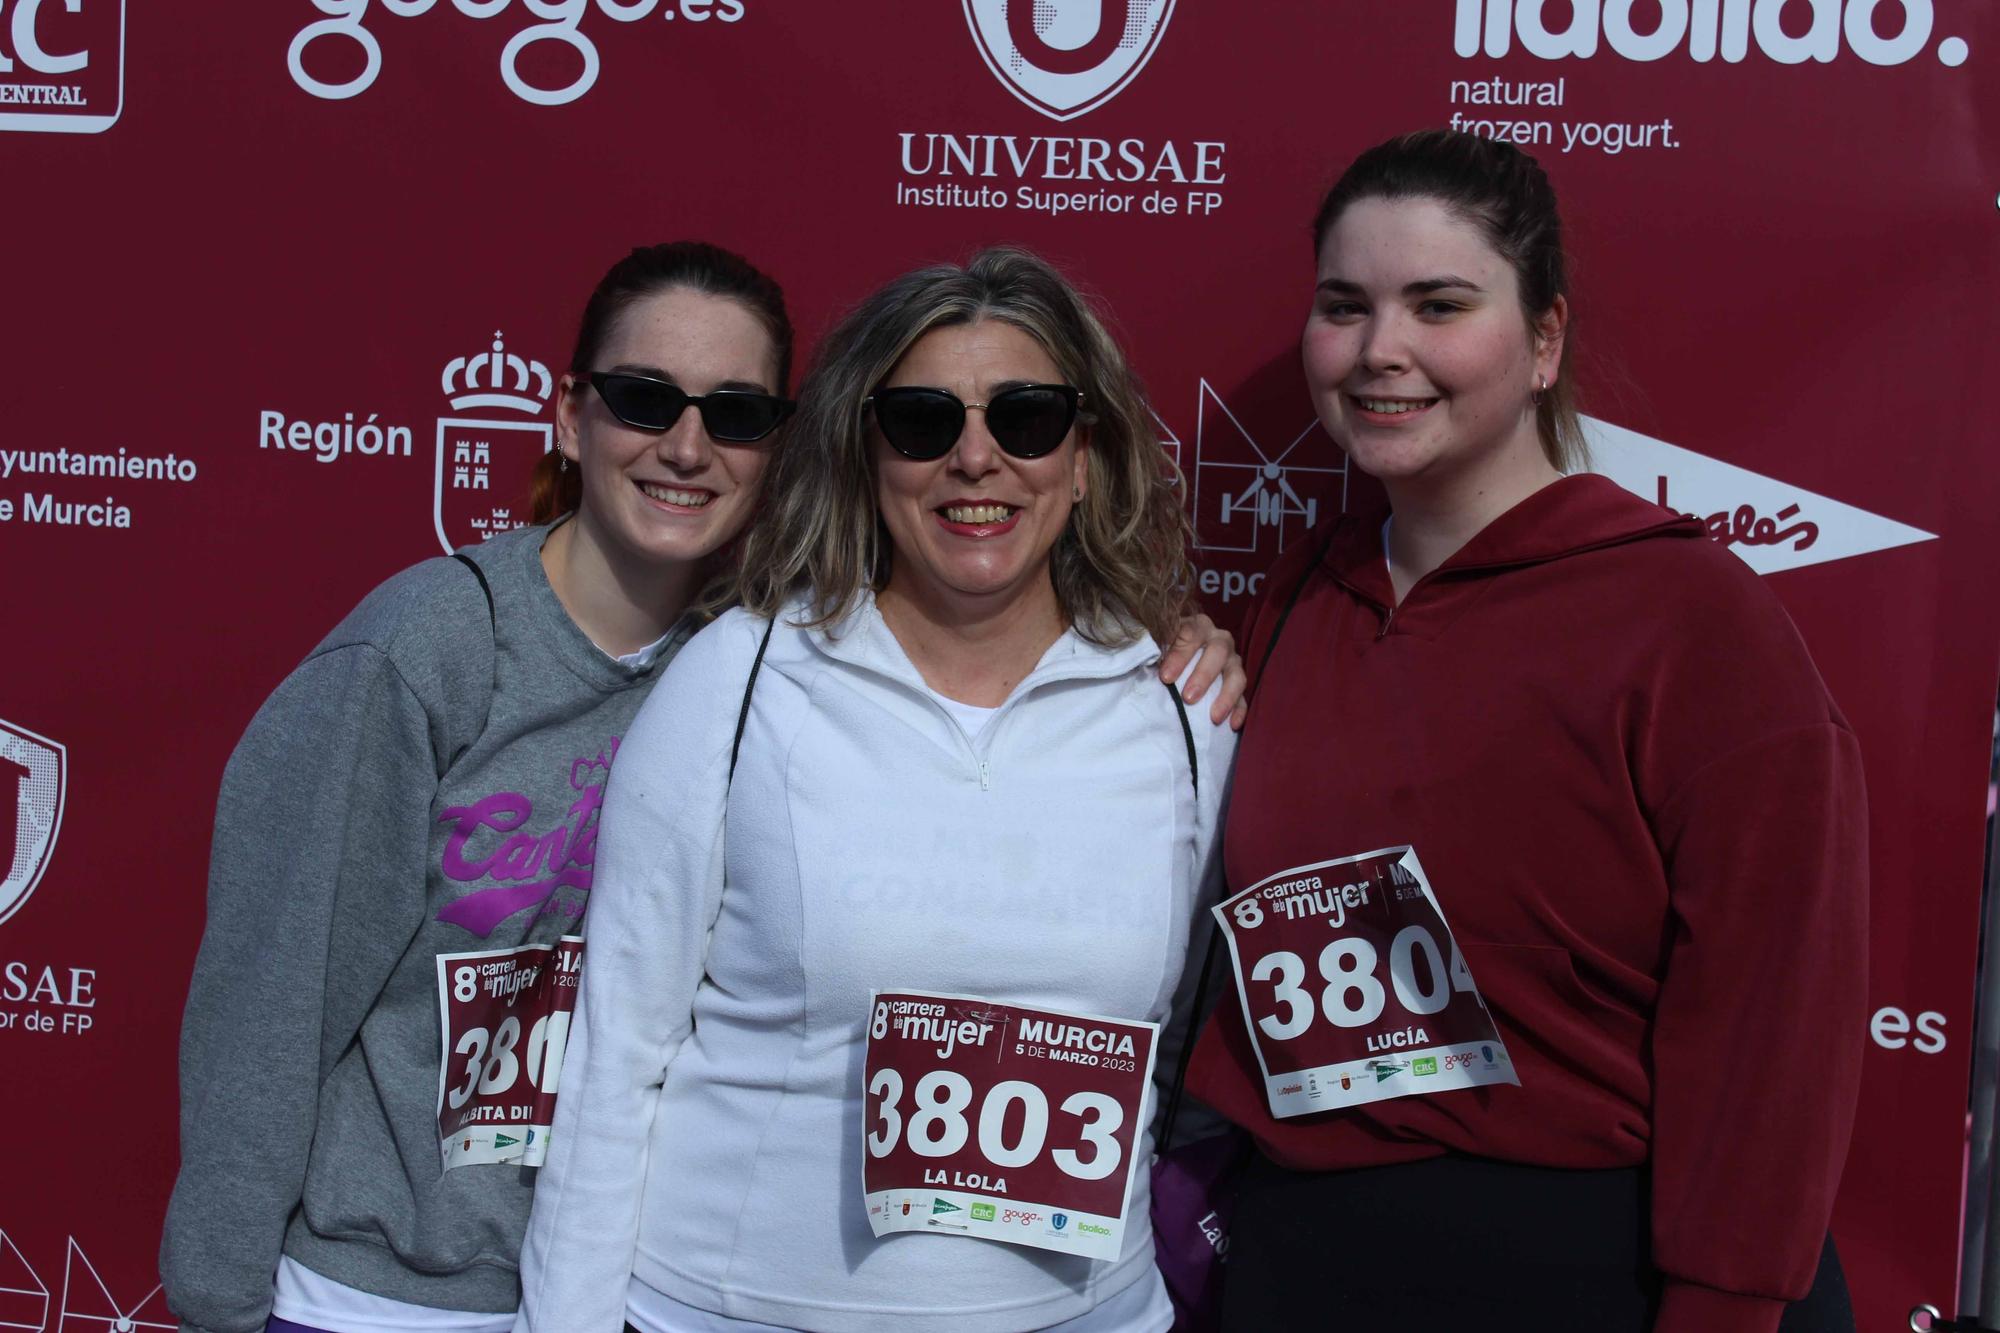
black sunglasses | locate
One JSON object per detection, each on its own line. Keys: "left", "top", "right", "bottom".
{"left": 575, "top": 371, "right": 793, "bottom": 443}
{"left": 865, "top": 384, "right": 1083, "bottom": 460}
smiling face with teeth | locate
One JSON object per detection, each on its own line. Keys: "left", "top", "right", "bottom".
{"left": 556, "top": 286, "right": 782, "bottom": 579}
{"left": 872, "top": 318, "right": 1089, "bottom": 631}
{"left": 1302, "top": 196, "right": 1566, "bottom": 505}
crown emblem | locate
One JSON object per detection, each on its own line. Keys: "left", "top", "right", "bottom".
{"left": 441, "top": 331, "right": 553, "bottom": 414}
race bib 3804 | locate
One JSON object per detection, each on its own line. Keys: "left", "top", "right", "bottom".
{"left": 1214, "top": 846, "right": 1518, "bottom": 1119}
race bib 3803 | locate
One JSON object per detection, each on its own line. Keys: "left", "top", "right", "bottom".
{"left": 1214, "top": 846, "right": 1518, "bottom": 1119}
{"left": 862, "top": 991, "right": 1158, "bottom": 1263}
{"left": 434, "top": 936, "right": 583, "bottom": 1169}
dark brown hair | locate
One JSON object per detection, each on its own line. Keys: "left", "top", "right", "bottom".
{"left": 1312, "top": 129, "right": 1584, "bottom": 470}
{"left": 528, "top": 241, "right": 794, "bottom": 522}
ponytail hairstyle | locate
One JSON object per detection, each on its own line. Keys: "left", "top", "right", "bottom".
{"left": 1312, "top": 129, "right": 1585, "bottom": 471}
{"left": 528, "top": 240, "right": 795, "bottom": 523}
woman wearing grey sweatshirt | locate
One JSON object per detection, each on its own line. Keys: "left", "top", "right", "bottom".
{"left": 161, "top": 242, "right": 800, "bottom": 1333}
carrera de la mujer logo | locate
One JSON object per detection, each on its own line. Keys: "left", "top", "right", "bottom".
{"left": 963, "top": 0, "right": 1176, "bottom": 121}
{"left": 0, "top": 717, "right": 65, "bottom": 927}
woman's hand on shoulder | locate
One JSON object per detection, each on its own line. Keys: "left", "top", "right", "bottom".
{"left": 1159, "top": 612, "right": 1249, "bottom": 730}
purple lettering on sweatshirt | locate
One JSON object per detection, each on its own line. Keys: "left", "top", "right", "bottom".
{"left": 435, "top": 740, "right": 617, "bottom": 937}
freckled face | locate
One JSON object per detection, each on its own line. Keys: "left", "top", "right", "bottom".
{"left": 1301, "top": 196, "right": 1562, "bottom": 491}
{"left": 873, "top": 319, "right": 1089, "bottom": 620}
{"left": 556, "top": 286, "right": 780, "bottom": 570}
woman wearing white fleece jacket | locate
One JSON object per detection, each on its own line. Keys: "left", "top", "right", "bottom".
{"left": 518, "top": 247, "right": 1235, "bottom": 1333}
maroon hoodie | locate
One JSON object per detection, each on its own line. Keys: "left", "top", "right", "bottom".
{"left": 1187, "top": 475, "right": 1867, "bottom": 1333}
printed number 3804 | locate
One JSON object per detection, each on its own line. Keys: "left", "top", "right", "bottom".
{"left": 446, "top": 965, "right": 570, "bottom": 1110}
{"left": 1242, "top": 921, "right": 1476, "bottom": 1039}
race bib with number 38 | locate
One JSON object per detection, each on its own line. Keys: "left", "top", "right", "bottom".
{"left": 434, "top": 936, "right": 583, "bottom": 1169}
{"left": 862, "top": 991, "right": 1158, "bottom": 1262}
{"left": 1214, "top": 846, "right": 1518, "bottom": 1118}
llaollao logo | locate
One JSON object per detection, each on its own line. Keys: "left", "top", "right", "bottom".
{"left": 964, "top": 0, "right": 1176, "bottom": 121}
{"left": 1454, "top": 0, "right": 1969, "bottom": 66}
{"left": 0, "top": 718, "right": 66, "bottom": 927}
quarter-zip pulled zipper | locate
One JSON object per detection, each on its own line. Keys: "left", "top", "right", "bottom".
{"left": 813, "top": 619, "right": 1157, "bottom": 795}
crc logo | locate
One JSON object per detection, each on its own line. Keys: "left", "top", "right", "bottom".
{"left": 0, "top": 717, "right": 65, "bottom": 927}
{"left": 435, "top": 331, "right": 553, "bottom": 554}
{"left": 0, "top": 0, "right": 124, "bottom": 133}
{"left": 964, "top": 0, "right": 1176, "bottom": 121}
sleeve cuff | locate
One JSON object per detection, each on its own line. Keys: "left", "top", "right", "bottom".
{"left": 1655, "top": 1278, "right": 1787, "bottom": 1333}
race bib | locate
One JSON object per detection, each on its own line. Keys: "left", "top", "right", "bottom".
{"left": 862, "top": 991, "right": 1158, "bottom": 1263}
{"left": 1214, "top": 846, "right": 1518, "bottom": 1119}
{"left": 434, "top": 936, "right": 583, "bottom": 1169}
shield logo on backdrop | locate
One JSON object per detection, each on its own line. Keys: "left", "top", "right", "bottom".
{"left": 434, "top": 331, "right": 554, "bottom": 554}
{"left": 0, "top": 717, "right": 66, "bottom": 929}
{"left": 963, "top": 0, "right": 1177, "bottom": 122}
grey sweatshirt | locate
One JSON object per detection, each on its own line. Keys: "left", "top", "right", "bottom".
{"left": 161, "top": 524, "right": 694, "bottom": 1333}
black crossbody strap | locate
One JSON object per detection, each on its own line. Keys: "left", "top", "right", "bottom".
{"left": 450, "top": 552, "right": 495, "bottom": 630}
{"left": 1162, "top": 678, "right": 1198, "bottom": 796}
{"left": 728, "top": 617, "right": 777, "bottom": 788}
{"left": 1159, "top": 524, "right": 1342, "bottom": 1152}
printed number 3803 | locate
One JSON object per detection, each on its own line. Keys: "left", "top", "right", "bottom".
{"left": 865, "top": 1070, "right": 1125, "bottom": 1181}
{"left": 446, "top": 965, "right": 570, "bottom": 1110}
{"left": 1245, "top": 923, "right": 1475, "bottom": 1038}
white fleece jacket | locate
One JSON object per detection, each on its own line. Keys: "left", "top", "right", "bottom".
{"left": 516, "top": 595, "right": 1233, "bottom": 1333}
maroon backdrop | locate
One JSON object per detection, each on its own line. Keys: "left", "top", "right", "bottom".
{"left": 3, "top": 3, "right": 1996, "bottom": 1329}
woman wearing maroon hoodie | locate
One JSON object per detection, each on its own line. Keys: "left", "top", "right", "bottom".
{"left": 1184, "top": 130, "right": 1865, "bottom": 1332}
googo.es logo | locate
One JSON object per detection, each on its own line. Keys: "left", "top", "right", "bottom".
{"left": 435, "top": 331, "right": 553, "bottom": 554}
{"left": 0, "top": 717, "right": 65, "bottom": 928}
{"left": 288, "top": 0, "right": 753, "bottom": 107}
{"left": 964, "top": 0, "right": 1176, "bottom": 121}
{"left": 0, "top": 0, "right": 124, "bottom": 133}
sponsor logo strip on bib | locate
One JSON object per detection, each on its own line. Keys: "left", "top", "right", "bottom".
{"left": 862, "top": 990, "right": 1158, "bottom": 1263}
{"left": 1213, "top": 846, "right": 1518, "bottom": 1119}
{"left": 433, "top": 936, "right": 583, "bottom": 1169}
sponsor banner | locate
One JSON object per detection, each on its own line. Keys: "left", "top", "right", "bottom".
{"left": 5, "top": 5, "right": 1996, "bottom": 1329}
{"left": 1214, "top": 847, "right": 1518, "bottom": 1118}
{"left": 434, "top": 936, "right": 584, "bottom": 1170}
{"left": 863, "top": 991, "right": 1157, "bottom": 1262}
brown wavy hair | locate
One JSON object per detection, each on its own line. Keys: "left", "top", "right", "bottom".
{"left": 1312, "top": 129, "right": 1586, "bottom": 471}
{"left": 528, "top": 241, "right": 794, "bottom": 523}
{"left": 729, "top": 246, "right": 1192, "bottom": 649}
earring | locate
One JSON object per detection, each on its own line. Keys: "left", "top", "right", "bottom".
{"left": 558, "top": 440, "right": 569, "bottom": 475}
{"left": 1073, "top": 484, "right": 1084, "bottom": 502}
{"left": 1532, "top": 375, "right": 1549, "bottom": 407}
